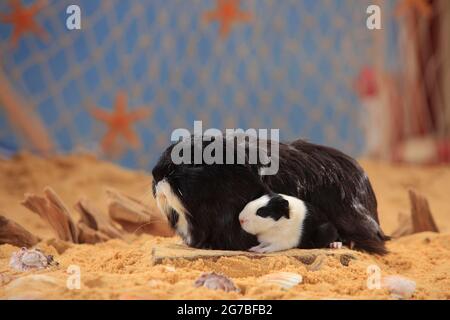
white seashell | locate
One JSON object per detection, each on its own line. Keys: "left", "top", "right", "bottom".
{"left": 261, "top": 272, "right": 303, "bottom": 289}
{"left": 194, "top": 272, "right": 240, "bottom": 292}
{"left": 9, "top": 248, "right": 57, "bottom": 272}
{"left": 21, "top": 251, "right": 47, "bottom": 267}
{"left": 382, "top": 275, "right": 416, "bottom": 299}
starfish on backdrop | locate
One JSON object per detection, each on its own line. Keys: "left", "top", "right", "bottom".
{"left": 203, "top": 0, "right": 252, "bottom": 38}
{"left": 0, "top": 0, "right": 49, "bottom": 47}
{"left": 90, "top": 91, "right": 152, "bottom": 156}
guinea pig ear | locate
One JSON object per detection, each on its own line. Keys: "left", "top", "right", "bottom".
{"left": 256, "top": 195, "right": 290, "bottom": 220}
{"left": 270, "top": 196, "right": 290, "bottom": 219}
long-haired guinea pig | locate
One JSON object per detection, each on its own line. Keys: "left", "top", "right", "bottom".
{"left": 239, "top": 193, "right": 341, "bottom": 253}
{"left": 152, "top": 135, "right": 390, "bottom": 254}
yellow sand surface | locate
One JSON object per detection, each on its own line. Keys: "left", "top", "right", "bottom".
{"left": 0, "top": 154, "right": 449, "bottom": 299}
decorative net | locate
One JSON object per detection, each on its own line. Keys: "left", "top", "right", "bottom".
{"left": 0, "top": 0, "right": 411, "bottom": 169}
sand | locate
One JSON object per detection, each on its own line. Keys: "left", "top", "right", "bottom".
{"left": 0, "top": 153, "right": 449, "bottom": 299}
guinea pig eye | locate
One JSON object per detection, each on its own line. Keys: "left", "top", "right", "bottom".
{"left": 256, "top": 196, "right": 290, "bottom": 221}
{"left": 255, "top": 207, "right": 272, "bottom": 218}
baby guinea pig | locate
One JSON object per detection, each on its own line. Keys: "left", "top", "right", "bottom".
{"left": 239, "top": 193, "right": 341, "bottom": 253}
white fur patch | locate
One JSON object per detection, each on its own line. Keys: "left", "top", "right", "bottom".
{"left": 329, "top": 241, "right": 342, "bottom": 249}
{"left": 155, "top": 179, "right": 190, "bottom": 244}
{"left": 239, "top": 194, "right": 307, "bottom": 253}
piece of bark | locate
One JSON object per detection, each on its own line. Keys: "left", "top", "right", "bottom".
{"left": 21, "top": 187, "right": 78, "bottom": 243}
{"left": 77, "top": 222, "right": 110, "bottom": 244}
{"left": 0, "top": 215, "right": 40, "bottom": 248}
{"left": 151, "top": 243, "right": 358, "bottom": 266}
{"left": 74, "top": 198, "right": 123, "bottom": 239}
{"left": 409, "top": 190, "right": 439, "bottom": 233}
{"left": 391, "top": 190, "right": 439, "bottom": 238}
{"left": 106, "top": 189, "right": 152, "bottom": 224}
{"left": 106, "top": 188, "right": 174, "bottom": 237}
{"left": 391, "top": 212, "right": 413, "bottom": 238}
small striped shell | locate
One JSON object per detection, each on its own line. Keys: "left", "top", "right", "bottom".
{"left": 260, "top": 272, "right": 303, "bottom": 289}
{"left": 9, "top": 248, "right": 57, "bottom": 271}
{"left": 382, "top": 275, "right": 416, "bottom": 299}
{"left": 194, "top": 272, "right": 239, "bottom": 292}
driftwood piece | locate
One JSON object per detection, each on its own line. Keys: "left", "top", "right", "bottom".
{"left": 391, "top": 190, "right": 439, "bottom": 238}
{"left": 391, "top": 212, "right": 413, "bottom": 238}
{"left": 74, "top": 198, "right": 123, "bottom": 239}
{"left": 19, "top": 186, "right": 174, "bottom": 243}
{"left": 106, "top": 188, "right": 174, "bottom": 237}
{"left": 77, "top": 222, "right": 110, "bottom": 244}
{"left": 106, "top": 188, "right": 152, "bottom": 224}
{"left": 151, "top": 243, "right": 358, "bottom": 266}
{"left": 21, "top": 187, "right": 78, "bottom": 243}
{"left": 0, "top": 215, "right": 40, "bottom": 248}
{"left": 409, "top": 190, "right": 439, "bottom": 233}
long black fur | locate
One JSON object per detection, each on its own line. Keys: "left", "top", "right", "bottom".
{"left": 301, "top": 202, "right": 340, "bottom": 249}
{"left": 152, "top": 135, "right": 390, "bottom": 254}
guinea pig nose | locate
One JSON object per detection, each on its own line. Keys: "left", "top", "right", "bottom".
{"left": 239, "top": 219, "right": 246, "bottom": 224}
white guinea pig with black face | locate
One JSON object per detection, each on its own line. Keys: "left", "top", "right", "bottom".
{"left": 239, "top": 193, "right": 341, "bottom": 253}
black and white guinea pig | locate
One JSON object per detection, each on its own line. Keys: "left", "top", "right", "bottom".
{"left": 239, "top": 193, "right": 341, "bottom": 253}
{"left": 152, "top": 135, "right": 390, "bottom": 254}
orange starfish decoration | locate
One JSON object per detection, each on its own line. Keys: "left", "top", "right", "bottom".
{"left": 203, "top": 0, "right": 252, "bottom": 38}
{"left": 396, "top": 0, "right": 433, "bottom": 18}
{"left": 90, "top": 91, "right": 152, "bottom": 155}
{"left": 0, "top": 0, "right": 49, "bottom": 47}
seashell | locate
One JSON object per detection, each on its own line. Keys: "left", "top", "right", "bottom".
{"left": 260, "top": 272, "right": 303, "bottom": 289}
{"left": 382, "top": 275, "right": 416, "bottom": 299}
{"left": 194, "top": 272, "right": 239, "bottom": 292}
{"left": 9, "top": 247, "right": 58, "bottom": 272}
